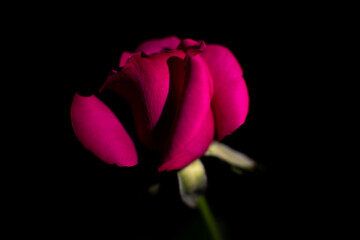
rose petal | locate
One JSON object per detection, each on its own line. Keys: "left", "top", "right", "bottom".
{"left": 135, "top": 36, "right": 181, "bottom": 55}
{"left": 119, "top": 51, "right": 137, "bottom": 67}
{"left": 178, "top": 39, "right": 206, "bottom": 56}
{"left": 101, "top": 50, "right": 186, "bottom": 149}
{"left": 201, "top": 44, "right": 249, "bottom": 140}
{"left": 157, "top": 55, "right": 213, "bottom": 171}
{"left": 70, "top": 93, "right": 138, "bottom": 167}
{"left": 158, "top": 109, "right": 214, "bottom": 172}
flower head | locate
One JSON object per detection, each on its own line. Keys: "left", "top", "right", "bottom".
{"left": 71, "top": 36, "right": 249, "bottom": 171}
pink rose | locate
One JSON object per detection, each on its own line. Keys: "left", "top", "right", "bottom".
{"left": 70, "top": 36, "right": 249, "bottom": 172}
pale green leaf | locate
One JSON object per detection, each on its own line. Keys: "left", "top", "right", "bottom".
{"left": 204, "top": 141, "right": 256, "bottom": 170}
{"left": 177, "top": 159, "right": 207, "bottom": 208}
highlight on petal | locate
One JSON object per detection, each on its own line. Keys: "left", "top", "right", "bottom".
{"left": 157, "top": 55, "right": 214, "bottom": 172}
{"left": 135, "top": 36, "right": 181, "bottom": 55}
{"left": 201, "top": 44, "right": 249, "bottom": 140}
{"left": 70, "top": 93, "right": 138, "bottom": 167}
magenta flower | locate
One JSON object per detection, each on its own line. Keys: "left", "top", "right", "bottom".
{"left": 70, "top": 36, "right": 249, "bottom": 172}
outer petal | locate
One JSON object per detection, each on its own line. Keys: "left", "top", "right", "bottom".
{"left": 158, "top": 109, "right": 214, "bottom": 172}
{"left": 157, "top": 55, "right": 213, "bottom": 171}
{"left": 135, "top": 36, "right": 181, "bottom": 55}
{"left": 201, "top": 44, "right": 249, "bottom": 140}
{"left": 70, "top": 93, "right": 138, "bottom": 167}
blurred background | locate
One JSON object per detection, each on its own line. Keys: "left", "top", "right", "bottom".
{"left": 11, "top": 8, "right": 337, "bottom": 239}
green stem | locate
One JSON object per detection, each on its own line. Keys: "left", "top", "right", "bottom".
{"left": 197, "top": 195, "right": 223, "bottom": 240}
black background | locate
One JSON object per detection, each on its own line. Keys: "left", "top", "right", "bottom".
{"left": 9, "top": 7, "right": 345, "bottom": 239}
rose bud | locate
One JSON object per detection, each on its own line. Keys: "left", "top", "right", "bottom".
{"left": 71, "top": 36, "right": 249, "bottom": 172}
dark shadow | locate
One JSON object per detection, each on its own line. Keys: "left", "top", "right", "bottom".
{"left": 96, "top": 89, "right": 160, "bottom": 185}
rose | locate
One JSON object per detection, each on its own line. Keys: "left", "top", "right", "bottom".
{"left": 70, "top": 36, "right": 249, "bottom": 172}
